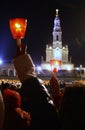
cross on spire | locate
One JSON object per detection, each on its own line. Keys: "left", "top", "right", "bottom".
{"left": 56, "top": 9, "right": 59, "bottom": 16}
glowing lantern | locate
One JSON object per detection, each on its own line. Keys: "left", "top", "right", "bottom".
{"left": 53, "top": 67, "right": 58, "bottom": 73}
{"left": 50, "top": 59, "right": 62, "bottom": 75}
{"left": 9, "top": 18, "right": 27, "bottom": 46}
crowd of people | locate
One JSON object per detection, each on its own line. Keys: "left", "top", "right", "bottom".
{"left": 0, "top": 43, "right": 85, "bottom": 130}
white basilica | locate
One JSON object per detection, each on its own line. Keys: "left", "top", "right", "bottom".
{"left": 41, "top": 9, "right": 74, "bottom": 71}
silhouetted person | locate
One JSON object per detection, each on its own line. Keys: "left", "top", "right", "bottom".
{"left": 3, "top": 88, "right": 31, "bottom": 130}
{"left": 60, "top": 86, "right": 85, "bottom": 130}
{"left": 13, "top": 44, "right": 61, "bottom": 130}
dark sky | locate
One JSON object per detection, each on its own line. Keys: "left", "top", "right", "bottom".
{"left": 0, "top": 0, "right": 85, "bottom": 66}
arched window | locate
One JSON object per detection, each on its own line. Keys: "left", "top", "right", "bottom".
{"left": 57, "top": 35, "right": 58, "bottom": 41}
{"left": 9, "top": 70, "right": 14, "bottom": 76}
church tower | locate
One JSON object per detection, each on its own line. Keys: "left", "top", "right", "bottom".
{"left": 52, "top": 9, "right": 62, "bottom": 49}
{"left": 52, "top": 9, "right": 62, "bottom": 61}
{"left": 46, "top": 9, "right": 69, "bottom": 64}
{"left": 41, "top": 9, "right": 74, "bottom": 71}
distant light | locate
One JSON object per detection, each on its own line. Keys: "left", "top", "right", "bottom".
{"left": 66, "top": 67, "right": 72, "bottom": 71}
{"left": 49, "top": 46, "right": 52, "bottom": 49}
{"left": 0, "top": 59, "right": 3, "bottom": 64}
{"left": 37, "top": 66, "right": 42, "bottom": 71}
{"left": 75, "top": 67, "right": 80, "bottom": 70}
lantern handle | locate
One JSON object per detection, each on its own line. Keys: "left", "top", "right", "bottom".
{"left": 17, "top": 38, "right": 21, "bottom": 47}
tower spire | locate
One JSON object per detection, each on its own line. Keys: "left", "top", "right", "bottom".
{"left": 56, "top": 9, "right": 59, "bottom": 16}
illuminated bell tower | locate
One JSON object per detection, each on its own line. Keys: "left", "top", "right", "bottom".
{"left": 52, "top": 9, "right": 62, "bottom": 49}
{"left": 41, "top": 9, "right": 74, "bottom": 71}
{"left": 46, "top": 9, "right": 69, "bottom": 63}
{"left": 52, "top": 9, "right": 62, "bottom": 61}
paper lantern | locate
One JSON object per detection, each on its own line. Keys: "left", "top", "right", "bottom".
{"left": 9, "top": 18, "right": 27, "bottom": 39}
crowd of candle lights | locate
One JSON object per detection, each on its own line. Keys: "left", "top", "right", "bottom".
{"left": 0, "top": 78, "right": 85, "bottom": 91}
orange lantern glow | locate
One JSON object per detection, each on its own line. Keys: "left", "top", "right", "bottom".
{"left": 53, "top": 67, "right": 58, "bottom": 73}
{"left": 50, "top": 59, "right": 62, "bottom": 74}
{"left": 9, "top": 18, "right": 27, "bottom": 39}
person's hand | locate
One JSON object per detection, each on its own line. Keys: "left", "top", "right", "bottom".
{"left": 50, "top": 76, "right": 60, "bottom": 96}
{"left": 14, "top": 43, "right": 27, "bottom": 58}
{"left": 49, "top": 76, "right": 63, "bottom": 111}
{"left": 16, "top": 108, "right": 31, "bottom": 127}
{"left": 13, "top": 43, "right": 36, "bottom": 82}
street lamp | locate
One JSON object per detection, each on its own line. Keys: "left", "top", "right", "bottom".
{"left": 9, "top": 18, "right": 27, "bottom": 47}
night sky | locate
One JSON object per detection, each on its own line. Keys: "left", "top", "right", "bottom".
{"left": 0, "top": 0, "right": 85, "bottom": 66}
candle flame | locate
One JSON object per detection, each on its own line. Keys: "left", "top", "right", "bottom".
{"left": 15, "top": 23, "right": 21, "bottom": 28}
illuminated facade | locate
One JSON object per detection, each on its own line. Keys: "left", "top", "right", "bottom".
{"left": 0, "top": 63, "right": 17, "bottom": 78}
{"left": 41, "top": 9, "right": 74, "bottom": 71}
